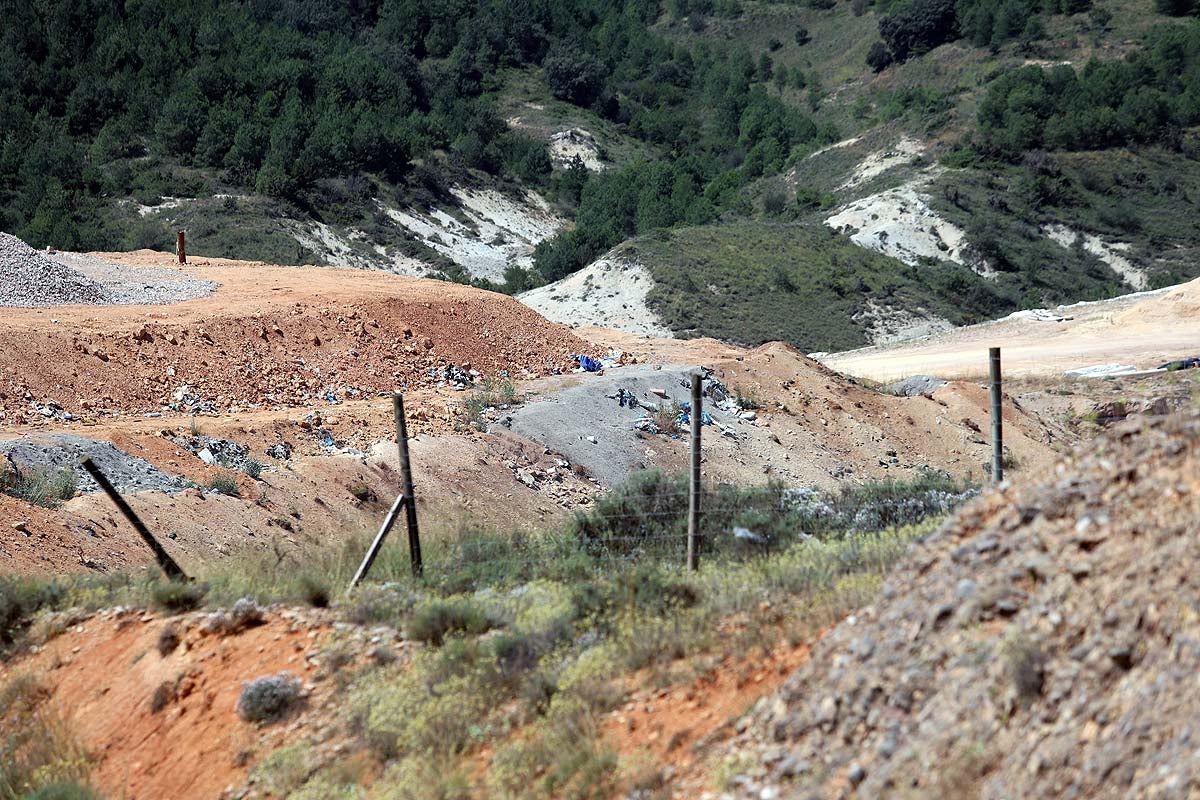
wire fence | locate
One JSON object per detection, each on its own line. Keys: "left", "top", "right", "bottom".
{"left": 396, "top": 476, "right": 979, "bottom": 589}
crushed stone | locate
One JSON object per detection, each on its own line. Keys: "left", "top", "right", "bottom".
{"left": 0, "top": 232, "right": 108, "bottom": 306}
{"left": 720, "top": 410, "right": 1200, "bottom": 798}
{"left": 0, "top": 434, "right": 191, "bottom": 495}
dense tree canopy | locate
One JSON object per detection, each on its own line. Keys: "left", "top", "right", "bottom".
{"left": 976, "top": 24, "right": 1200, "bottom": 157}
{"left": 0, "top": 0, "right": 831, "bottom": 261}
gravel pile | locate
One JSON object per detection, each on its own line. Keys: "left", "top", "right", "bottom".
{"left": 50, "top": 251, "right": 216, "bottom": 304}
{"left": 720, "top": 410, "right": 1200, "bottom": 799}
{"left": 0, "top": 232, "right": 109, "bottom": 306}
{"left": 0, "top": 434, "right": 190, "bottom": 495}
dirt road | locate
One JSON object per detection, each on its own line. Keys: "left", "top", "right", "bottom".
{"left": 819, "top": 278, "right": 1200, "bottom": 381}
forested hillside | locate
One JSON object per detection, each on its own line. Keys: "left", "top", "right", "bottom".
{"left": 5, "top": 0, "right": 1200, "bottom": 349}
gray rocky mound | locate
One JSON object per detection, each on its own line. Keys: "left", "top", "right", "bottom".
{"left": 0, "top": 434, "right": 190, "bottom": 495}
{"left": 0, "top": 232, "right": 109, "bottom": 306}
{"left": 885, "top": 373, "right": 947, "bottom": 396}
{"left": 725, "top": 410, "right": 1200, "bottom": 799}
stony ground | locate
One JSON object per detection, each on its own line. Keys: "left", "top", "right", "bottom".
{"left": 0, "top": 232, "right": 109, "bottom": 306}
{"left": 700, "top": 409, "right": 1200, "bottom": 799}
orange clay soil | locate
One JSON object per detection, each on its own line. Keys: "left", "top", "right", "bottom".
{"left": 0, "top": 249, "right": 590, "bottom": 423}
{"left": 603, "top": 635, "right": 816, "bottom": 793}
{"left": 0, "top": 609, "right": 334, "bottom": 800}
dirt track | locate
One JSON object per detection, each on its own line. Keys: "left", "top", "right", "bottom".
{"left": 819, "top": 278, "right": 1200, "bottom": 380}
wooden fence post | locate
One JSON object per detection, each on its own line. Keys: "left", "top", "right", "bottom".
{"left": 989, "top": 347, "right": 1004, "bottom": 484}
{"left": 687, "top": 373, "right": 702, "bottom": 571}
{"left": 394, "top": 392, "right": 423, "bottom": 577}
{"left": 176, "top": 230, "right": 186, "bottom": 265}
{"left": 347, "top": 392, "right": 422, "bottom": 590}
{"left": 348, "top": 494, "right": 406, "bottom": 591}
{"left": 80, "top": 457, "right": 188, "bottom": 581}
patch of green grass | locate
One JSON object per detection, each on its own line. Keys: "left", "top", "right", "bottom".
{"left": 629, "top": 222, "right": 984, "bottom": 352}
{"left": 0, "top": 466, "right": 78, "bottom": 509}
{"left": 407, "top": 599, "right": 494, "bottom": 646}
{"left": 150, "top": 580, "right": 206, "bottom": 614}
{"left": 207, "top": 473, "right": 240, "bottom": 497}
{"left": 0, "top": 675, "right": 96, "bottom": 798}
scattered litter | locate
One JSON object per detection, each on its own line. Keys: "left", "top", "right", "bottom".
{"left": 573, "top": 354, "right": 603, "bottom": 373}
{"left": 168, "top": 385, "right": 217, "bottom": 414}
{"left": 1063, "top": 364, "right": 1141, "bottom": 378}
{"left": 650, "top": 388, "right": 669, "bottom": 399}
{"left": 173, "top": 434, "right": 252, "bottom": 470}
{"left": 265, "top": 442, "right": 292, "bottom": 461}
{"left": 733, "top": 526, "right": 767, "bottom": 544}
{"left": 1159, "top": 356, "right": 1200, "bottom": 371}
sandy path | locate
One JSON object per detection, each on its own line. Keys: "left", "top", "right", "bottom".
{"left": 820, "top": 279, "right": 1200, "bottom": 381}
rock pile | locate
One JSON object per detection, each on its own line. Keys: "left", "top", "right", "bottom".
{"left": 0, "top": 232, "right": 109, "bottom": 306}
{"left": 0, "top": 434, "right": 190, "bottom": 495}
{"left": 722, "top": 410, "right": 1200, "bottom": 798}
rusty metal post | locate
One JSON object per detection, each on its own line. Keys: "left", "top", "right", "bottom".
{"left": 176, "top": 230, "right": 186, "bottom": 264}
{"left": 80, "top": 457, "right": 188, "bottom": 580}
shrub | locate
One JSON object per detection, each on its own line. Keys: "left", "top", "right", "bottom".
{"left": 866, "top": 41, "right": 894, "bottom": 72}
{"left": 237, "top": 673, "right": 303, "bottom": 723}
{"left": 0, "top": 466, "right": 77, "bottom": 508}
{"left": 0, "top": 676, "right": 93, "bottom": 797}
{"left": 298, "top": 575, "right": 331, "bottom": 609}
{"left": 156, "top": 625, "right": 180, "bottom": 656}
{"left": 407, "top": 599, "right": 493, "bottom": 646}
{"left": 207, "top": 473, "right": 239, "bottom": 497}
{"left": 149, "top": 682, "right": 175, "bottom": 713}
{"left": 20, "top": 782, "right": 102, "bottom": 800}
{"left": 347, "top": 482, "right": 373, "bottom": 502}
{"left": 151, "top": 581, "right": 206, "bottom": 614}
{"left": 0, "top": 577, "right": 62, "bottom": 647}
{"left": 242, "top": 459, "right": 264, "bottom": 479}
{"left": 203, "top": 597, "right": 266, "bottom": 634}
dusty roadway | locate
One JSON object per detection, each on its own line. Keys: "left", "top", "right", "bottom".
{"left": 818, "top": 278, "right": 1200, "bottom": 381}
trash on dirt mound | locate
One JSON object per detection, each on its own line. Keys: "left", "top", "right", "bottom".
{"left": 885, "top": 374, "right": 947, "bottom": 396}
{"left": 573, "top": 354, "right": 603, "bottom": 372}
{"left": 264, "top": 442, "right": 292, "bottom": 461}
{"left": 434, "top": 364, "right": 476, "bottom": 390}
{"left": 27, "top": 400, "right": 77, "bottom": 422}
{"left": 1159, "top": 356, "right": 1200, "bottom": 371}
{"left": 169, "top": 386, "right": 218, "bottom": 414}
{"left": 0, "top": 232, "right": 109, "bottom": 307}
{"left": 171, "top": 434, "right": 252, "bottom": 470}
{"left": 677, "top": 400, "right": 713, "bottom": 426}
{"left": 703, "top": 374, "right": 729, "bottom": 403}
{"left": 0, "top": 434, "right": 190, "bottom": 495}
{"left": 1063, "top": 363, "right": 1139, "bottom": 378}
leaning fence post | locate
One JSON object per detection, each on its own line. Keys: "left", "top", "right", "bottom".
{"left": 349, "top": 494, "right": 406, "bottom": 591}
{"left": 394, "top": 392, "right": 423, "bottom": 577}
{"left": 687, "top": 372, "right": 702, "bottom": 571}
{"left": 80, "top": 457, "right": 188, "bottom": 581}
{"left": 176, "top": 230, "right": 186, "bottom": 265}
{"left": 989, "top": 347, "right": 1004, "bottom": 484}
